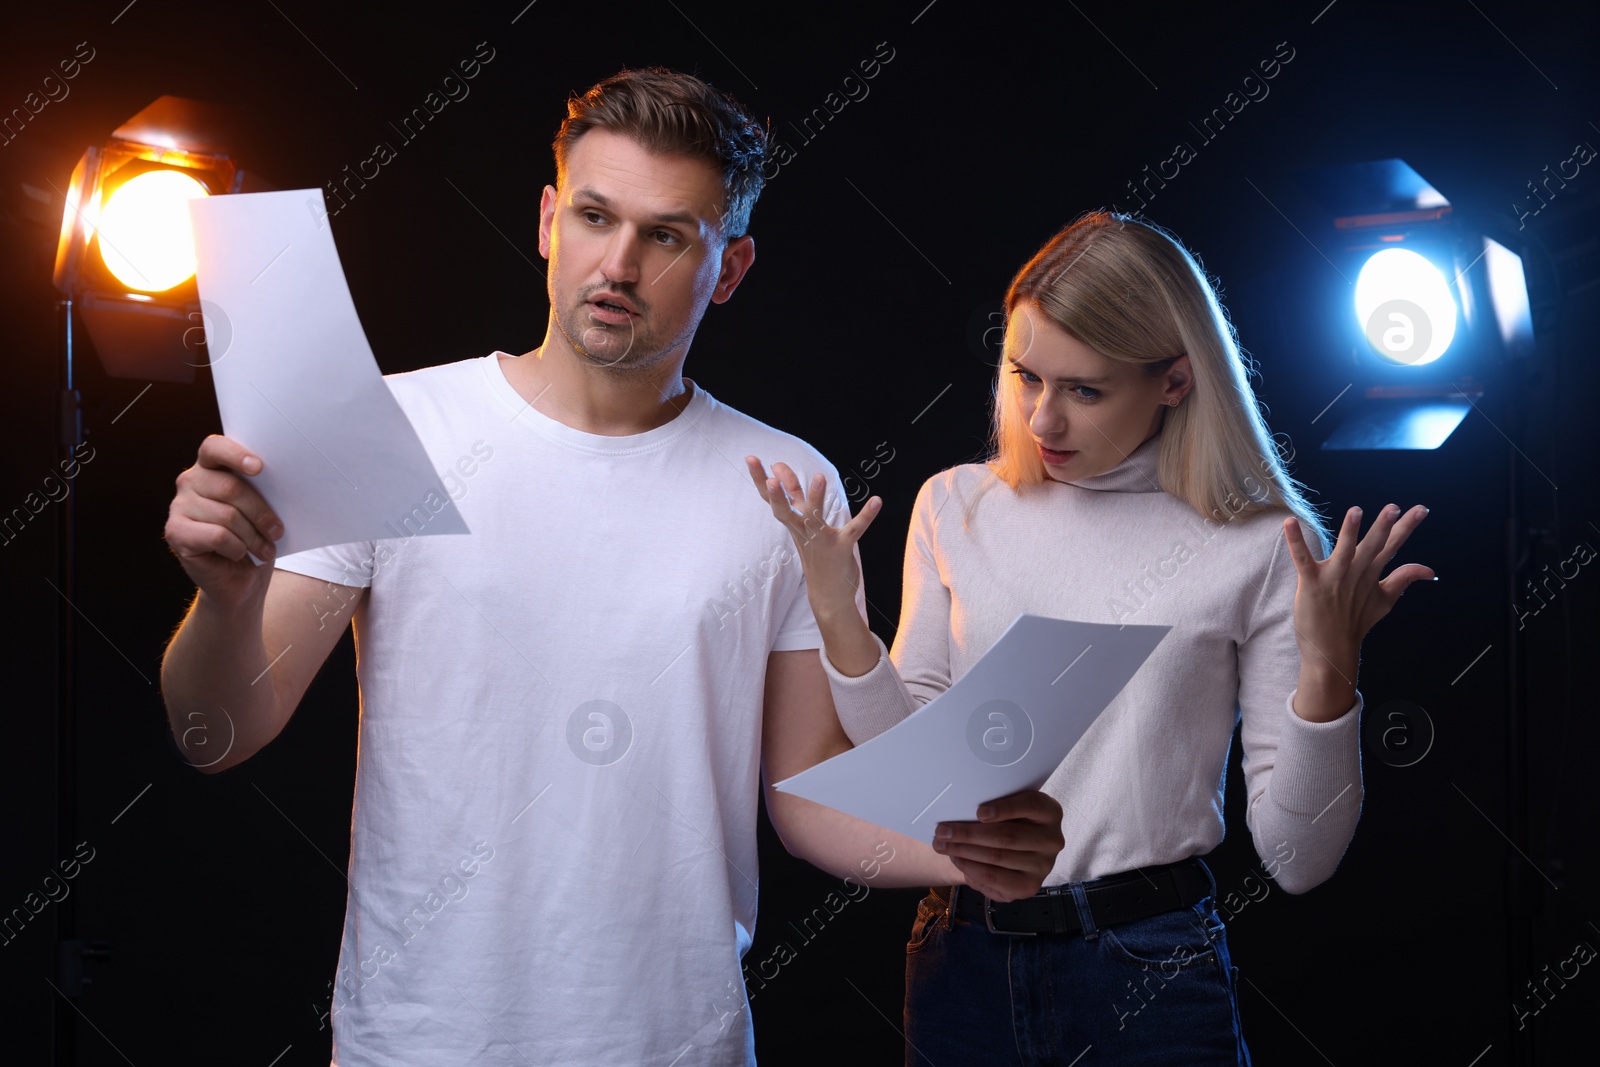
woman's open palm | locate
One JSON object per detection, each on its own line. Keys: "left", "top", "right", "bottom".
{"left": 744, "top": 456, "right": 880, "bottom": 621}
{"left": 1282, "top": 504, "right": 1435, "bottom": 673}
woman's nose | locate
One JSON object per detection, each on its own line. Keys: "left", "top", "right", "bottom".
{"left": 1029, "top": 388, "right": 1064, "bottom": 434}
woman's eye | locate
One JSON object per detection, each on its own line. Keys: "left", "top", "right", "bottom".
{"left": 1073, "top": 386, "right": 1100, "bottom": 400}
{"left": 1010, "top": 367, "right": 1041, "bottom": 385}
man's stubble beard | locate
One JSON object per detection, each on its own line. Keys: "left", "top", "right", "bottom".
{"left": 553, "top": 295, "right": 693, "bottom": 376}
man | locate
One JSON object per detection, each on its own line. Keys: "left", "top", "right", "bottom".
{"left": 161, "top": 68, "right": 1062, "bottom": 1064}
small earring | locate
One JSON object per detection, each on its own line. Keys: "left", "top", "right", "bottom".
{"left": 1167, "top": 398, "right": 1179, "bottom": 407}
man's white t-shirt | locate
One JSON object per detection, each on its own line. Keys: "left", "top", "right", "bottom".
{"left": 275, "top": 352, "right": 845, "bottom": 1066}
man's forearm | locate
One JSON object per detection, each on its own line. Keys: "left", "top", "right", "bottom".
{"left": 160, "top": 588, "right": 280, "bottom": 772}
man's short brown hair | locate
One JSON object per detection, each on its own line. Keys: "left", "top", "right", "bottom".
{"left": 553, "top": 68, "right": 768, "bottom": 240}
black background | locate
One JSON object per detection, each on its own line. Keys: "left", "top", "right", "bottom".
{"left": 2, "top": 0, "right": 1598, "bottom": 1063}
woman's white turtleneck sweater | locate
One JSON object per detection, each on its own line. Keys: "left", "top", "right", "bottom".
{"left": 819, "top": 434, "right": 1364, "bottom": 894}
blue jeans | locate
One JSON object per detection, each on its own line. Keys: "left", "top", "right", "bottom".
{"left": 903, "top": 873, "right": 1251, "bottom": 1066}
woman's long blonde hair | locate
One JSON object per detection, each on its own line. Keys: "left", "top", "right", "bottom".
{"left": 986, "top": 211, "right": 1329, "bottom": 552}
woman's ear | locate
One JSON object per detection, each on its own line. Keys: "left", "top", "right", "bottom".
{"left": 1164, "top": 354, "right": 1194, "bottom": 404}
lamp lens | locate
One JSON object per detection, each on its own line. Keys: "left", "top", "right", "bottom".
{"left": 1353, "top": 247, "right": 1458, "bottom": 366}
{"left": 97, "top": 169, "right": 209, "bottom": 292}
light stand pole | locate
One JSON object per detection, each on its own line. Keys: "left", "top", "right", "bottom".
{"left": 52, "top": 296, "right": 81, "bottom": 1066}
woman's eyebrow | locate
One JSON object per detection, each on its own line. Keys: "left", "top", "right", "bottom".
{"left": 1007, "top": 355, "right": 1114, "bottom": 386}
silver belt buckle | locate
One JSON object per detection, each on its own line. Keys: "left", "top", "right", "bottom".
{"left": 984, "top": 895, "right": 1038, "bottom": 937}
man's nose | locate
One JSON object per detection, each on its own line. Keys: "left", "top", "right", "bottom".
{"left": 599, "top": 230, "right": 642, "bottom": 285}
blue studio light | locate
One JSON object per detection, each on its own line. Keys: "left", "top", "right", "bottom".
{"left": 1299, "top": 158, "right": 1535, "bottom": 451}
{"left": 1353, "top": 247, "right": 1459, "bottom": 366}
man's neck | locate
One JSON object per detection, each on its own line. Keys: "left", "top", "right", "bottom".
{"left": 501, "top": 337, "right": 694, "bottom": 437}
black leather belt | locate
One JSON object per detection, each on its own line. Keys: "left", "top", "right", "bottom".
{"left": 940, "top": 858, "right": 1212, "bottom": 936}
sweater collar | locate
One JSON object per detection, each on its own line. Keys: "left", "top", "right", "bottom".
{"left": 1060, "top": 433, "right": 1164, "bottom": 493}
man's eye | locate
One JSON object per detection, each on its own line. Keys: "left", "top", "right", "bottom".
{"left": 653, "top": 230, "right": 679, "bottom": 245}
{"left": 581, "top": 210, "right": 605, "bottom": 224}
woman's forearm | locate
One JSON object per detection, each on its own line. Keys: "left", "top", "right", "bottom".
{"left": 765, "top": 787, "right": 963, "bottom": 886}
{"left": 810, "top": 592, "right": 882, "bottom": 677}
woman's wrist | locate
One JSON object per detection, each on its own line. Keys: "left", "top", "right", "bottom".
{"left": 815, "top": 607, "right": 880, "bottom": 678}
{"left": 1291, "top": 657, "right": 1359, "bottom": 723}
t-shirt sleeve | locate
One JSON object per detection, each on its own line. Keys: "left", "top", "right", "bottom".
{"left": 1236, "top": 517, "right": 1364, "bottom": 893}
{"left": 274, "top": 540, "right": 378, "bottom": 589}
{"left": 769, "top": 464, "right": 863, "bottom": 652}
{"left": 820, "top": 474, "right": 953, "bottom": 744}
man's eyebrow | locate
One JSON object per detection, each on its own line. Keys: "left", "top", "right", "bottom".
{"left": 570, "top": 187, "right": 699, "bottom": 227}
{"left": 1006, "top": 355, "right": 1113, "bottom": 386}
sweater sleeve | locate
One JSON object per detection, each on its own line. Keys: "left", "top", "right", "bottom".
{"left": 820, "top": 474, "right": 954, "bottom": 744}
{"left": 1236, "top": 519, "right": 1365, "bottom": 894}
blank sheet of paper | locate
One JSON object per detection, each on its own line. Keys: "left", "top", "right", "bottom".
{"left": 774, "top": 614, "right": 1169, "bottom": 843}
{"left": 188, "top": 189, "right": 468, "bottom": 558}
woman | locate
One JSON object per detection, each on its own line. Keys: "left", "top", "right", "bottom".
{"left": 747, "top": 212, "right": 1432, "bottom": 1064}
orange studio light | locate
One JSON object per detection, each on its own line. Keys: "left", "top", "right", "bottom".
{"left": 53, "top": 96, "right": 264, "bottom": 382}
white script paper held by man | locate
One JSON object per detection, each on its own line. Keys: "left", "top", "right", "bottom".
{"left": 160, "top": 68, "right": 1065, "bottom": 1065}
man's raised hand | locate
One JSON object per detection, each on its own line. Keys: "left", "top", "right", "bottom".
{"left": 164, "top": 435, "right": 283, "bottom": 607}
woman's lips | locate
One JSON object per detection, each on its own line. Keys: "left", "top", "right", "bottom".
{"left": 1038, "top": 444, "right": 1076, "bottom": 464}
